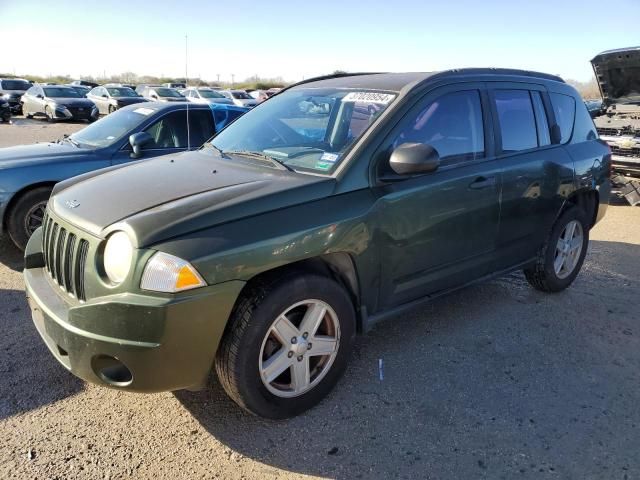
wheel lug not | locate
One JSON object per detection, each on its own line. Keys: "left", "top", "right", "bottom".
{"left": 307, "top": 343, "right": 312, "bottom": 350}
{"left": 291, "top": 337, "right": 297, "bottom": 344}
{"left": 288, "top": 351, "right": 293, "bottom": 358}
{"left": 297, "top": 355, "right": 303, "bottom": 362}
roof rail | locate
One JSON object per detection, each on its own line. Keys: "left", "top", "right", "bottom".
{"left": 273, "top": 72, "right": 386, "bottom": 96}
{"left": 432, "top": 68, "right": 564, "bottom": 83}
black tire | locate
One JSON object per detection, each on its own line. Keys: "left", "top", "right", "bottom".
{"left": 524, "top": 206, "right": 589, "bottom": 293}
{"left": 215, "top": 273, "right": 356, "bottom": 419}
{"left": 7, "top": 187, "right": 52, "bottom": 251}
{"left": 108, "top": 104, "right": 116, "bottom": 114}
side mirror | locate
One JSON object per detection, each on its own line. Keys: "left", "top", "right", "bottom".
{"left": 129, "top": 132, "right": 153, "bottom": 159}
{"left": 36, "top": 94, "right": 44, "bottom": 99}
{"left": 151, "top": 95, "right": 158, "bottom": 100}
{"left": 389, "top": 142, "right": 440, "bottom": 175}
{"left": 101, "top": 94, "right": 108, "bottom": 98}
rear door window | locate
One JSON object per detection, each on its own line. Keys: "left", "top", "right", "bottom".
{"left": 549, "top": 93, "right": 576, "bottom": 144}
{"left": 144, "top": 110, "right": 189, "bottom": 148}
{"left": 494, "top": 90, "right": 538, "bottom": 153}
{"left": 188, "top": 109, "right": 216, "bottom": 146}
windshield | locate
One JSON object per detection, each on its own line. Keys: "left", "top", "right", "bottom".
{"left": 44, "top": 87, "right": 81, "bottom": 98}
{"left": 70, "top": 106, "right": 156, "bottom": 148}
{"left": 200, "top": 89, "right": 225, "bottom": 99}
{"left": 2, "top": 80, "right": 30, "bottom": 91}
{"left": 210, "top": 88, "right": 396, "bottom": 173}
{"left": 156, "top": 88, "right": 183, "bottom": 98}
{"left": 231, "top": 91, "right": 252, "bottom": 100}
{"left": 69, "top": 86, "right": 89, "bottom": 95}
{"left": 107, "top": 87, "right": 139, "bottom": 97}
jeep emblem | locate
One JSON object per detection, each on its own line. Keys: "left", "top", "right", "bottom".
{"left": 65, "top": 200, "right": 80, "bottom": 209}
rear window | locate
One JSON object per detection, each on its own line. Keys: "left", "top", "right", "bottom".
{"left": 494, "top": 90, "right": 537, "bottom": 153}
{"left": 1, "top": 79, "right": 30, "bottom": 90}
{"left": 549, "top": 93, "right": 576, "bottom": 144}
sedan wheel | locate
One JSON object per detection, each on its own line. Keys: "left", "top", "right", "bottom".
{"left": 23, "top": 201, "right": 47, "bottom": 238}
{"left": 45, "top": 106, "right": 55, "bottom": 122}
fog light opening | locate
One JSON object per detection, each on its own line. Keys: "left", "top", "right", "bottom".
{"left": 91, "top": 355, "right": 133, "bottom": 387}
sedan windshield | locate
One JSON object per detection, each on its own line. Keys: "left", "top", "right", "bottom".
{"left": 44, "top": 87, "right": 81, "bottom": 98}
{"left": 2, "top": 80, "right": 30, "bottom": 90}
{"left": 70, "top": 106, "right": 156, "bottom": 148}
{"left": 107, "top": 87, "right": 139, "bottom": 97}
{"left": 199, "top": 89, "right": 225, "bottom": 99}
{"left": 231, "top": 91, "right": 252, "bottom": 99}
{"left": 156, "top": 88, "right": 183, "bottom": 98}
{"left": 210, "top": 88, "right": 397, "bottom": 174}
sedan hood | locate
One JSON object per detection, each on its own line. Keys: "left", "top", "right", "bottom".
{"left": 51, "top": 150, "right": 334, "bottom": 247}
{"left": 48, "top": 97, "right": 95, "bottom": 108}
{"left": 0, "top": 142, "right": 86, "bottom": 170}
{"left": 115, "top": 97, "right": 148, "bottom": 106}
{"left": 591, "top": 47, "right": 640, "bottom": 105}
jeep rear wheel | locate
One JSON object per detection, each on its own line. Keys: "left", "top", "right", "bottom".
{"left": 215, "top": 273, "right": 355, "bottom": 419}
{"left": 524, "top": 206, "right": 589, "bottom": 292}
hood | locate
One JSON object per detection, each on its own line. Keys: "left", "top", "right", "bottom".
{"left": 51, "top": 150, "right": 334, "bottom": 247}
{"left": 159, "top": 97, "right": 187, "bottom": 102}
{"left": 591, "top": 47, "right": 640, "bottom": 105}
{"left": 0, "top": 142, "right": 88, "bottom": 170}
{"left": 115, "top": 97, "right": 148, "bottom": 106}
{"left": 1, "top": 89, "right": 26, "bottom": 99}
{"left": 208, "top": 98, "right": 234, "bottom": 105}
{"left": 47, "top": 97, "right": 95, "bottom": 108}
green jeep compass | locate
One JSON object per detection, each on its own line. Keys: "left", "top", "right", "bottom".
{"left": 24, "top": 70, "right": 611, "bottom": 418}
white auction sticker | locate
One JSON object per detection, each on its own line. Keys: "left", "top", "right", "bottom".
{"left": 133, "top": 107, "right": 154, "bottom": 116}
{"left": 342, "top": 92, "right": 395, "bottom": 104}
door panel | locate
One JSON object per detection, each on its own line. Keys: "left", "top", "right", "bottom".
{"left": 374, "top": 160, "right": 502, "bottom": 308}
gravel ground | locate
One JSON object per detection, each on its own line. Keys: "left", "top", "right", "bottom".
{"left": 1, "top": 119, "right": 639, "bottom": 479}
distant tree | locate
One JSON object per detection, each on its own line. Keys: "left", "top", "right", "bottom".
{"left": 566, "top": 77, "right": 601, "bottom": 100}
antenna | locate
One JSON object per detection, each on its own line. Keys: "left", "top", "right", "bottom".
{"left": 185, "top": 34, "right": 190, "bottom": 151}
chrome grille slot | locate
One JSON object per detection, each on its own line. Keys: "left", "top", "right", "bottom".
{"left": 40, "top": 210, "right": 91, "bottom": 302}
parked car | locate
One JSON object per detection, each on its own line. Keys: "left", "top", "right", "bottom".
{"left": 1, "top": 102, "right": 248, "bottom": 249}
{"left": 23, "top": 69, "right": 610, "bottom": 419}
{"left": 266, "top": 87, "right": 282, "bottom": 96}
{"left": 21, "top": 85, "right": 98, "bottom": 122}
{"left": 87, "top": 86, "right": 148, "bottom": 114}
{"left": 249, "top": 89, "right": 269, "bottom": 103}
{"left": 182, "top": 87, "right": 234, "bottom": 105}
{"left": 71, "top": 80, "right": 99, "bottom": 88}
{"left": 164, "top": 82, "right": 186, "bottom": 89}
{"left": 140, "top": 86, "right": 187, "bottom": 102}
{"left": 0, "top": 78, "right": 31, "bottom": 114}
{"left": 0, "top": 96, "right": 11, "bottom": 122}
{"left": 584, "top": 99, "right": 603, "bottom": 118}
{"left": 216, "top": 89, "right": 258, "bottom": 107}
{"left": 66, "top": 84, "right": 91, "bottom": 97}
{"left": 591, "top": 47, "right": 640, "bottom": 177}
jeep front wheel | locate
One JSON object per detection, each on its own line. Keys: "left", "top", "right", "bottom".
{"left": 215, "top": 273, "right": 355, "bottom": 418}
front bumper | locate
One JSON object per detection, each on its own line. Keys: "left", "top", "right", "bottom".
{"left": 24, "top": 232, "right": 245, "bottom": 392}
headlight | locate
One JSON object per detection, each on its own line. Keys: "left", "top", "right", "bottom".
{"left": 103, "top": 231, "right": 133, "bottom": 284}
{"left": 140, "top": 252, "right": 206, "bottom": 293}
{"left": 1, "top": 93, "right": 9, "bottom": 100}
{"left": 54, "top": 104, "right": 69, "bottom": 111}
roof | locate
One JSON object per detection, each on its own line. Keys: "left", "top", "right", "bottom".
{"left": 291, "top": 69, "right": 564, "bottom": 93}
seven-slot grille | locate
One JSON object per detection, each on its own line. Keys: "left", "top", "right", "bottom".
{"left": 41, "top": 211, "right": 90, "bottom": 301}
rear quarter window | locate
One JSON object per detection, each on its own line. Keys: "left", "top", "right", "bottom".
{"left": 549, "top": 93, "right": 576, "bottom": 144}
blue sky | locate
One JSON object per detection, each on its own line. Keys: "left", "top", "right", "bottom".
{"left": 2, "top": 0, "right": 638, "bottom": 82}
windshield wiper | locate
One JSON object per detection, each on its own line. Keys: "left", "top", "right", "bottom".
{"left": 225, "top": 150, "right": 295, "bottom": 172}
{"left": 59, "top": 134, "right": 80, "bottom": 147}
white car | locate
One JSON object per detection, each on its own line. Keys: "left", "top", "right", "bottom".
{"left": 183, "top": 88, "right": 234, "bottom": 105}
{"left": 216, "top": 90, "right": 258, "bottom": 108}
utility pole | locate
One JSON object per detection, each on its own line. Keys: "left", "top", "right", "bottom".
{"left": 231, "top": 74, "right": 235, "bottom": 86}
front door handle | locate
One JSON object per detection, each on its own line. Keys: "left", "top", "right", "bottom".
{"left": 469, "top": 176, "right": 496, "bottom": 190}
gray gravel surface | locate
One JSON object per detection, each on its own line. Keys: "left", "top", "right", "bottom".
{"left": 1, "top": 119, "right": 639, "bottom": 479}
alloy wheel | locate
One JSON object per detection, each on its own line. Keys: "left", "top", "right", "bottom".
{"left": 259, "top": 299, "right": 340, "bottom": 398}
{"left": 553, "top": 219, "right": 583, "bottom": 279}
{"left": 23, "top": 201, "right": 47, "bottom": 237}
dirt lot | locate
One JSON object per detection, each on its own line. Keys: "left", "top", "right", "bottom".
{"left": 1, "top": 119, "right": 639, "bottom": 479}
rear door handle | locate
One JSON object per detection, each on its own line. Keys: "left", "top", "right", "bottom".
{"left": 469, "top": 176, "right": 496, "bottom": 190}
